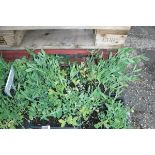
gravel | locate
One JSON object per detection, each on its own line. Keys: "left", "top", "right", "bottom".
{"left": 124, "top": 27, "right": 155, "bottom": 128}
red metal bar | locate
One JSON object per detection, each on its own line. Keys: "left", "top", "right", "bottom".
{"left": 0, "top": 49, "right": 117, "bottom": 62}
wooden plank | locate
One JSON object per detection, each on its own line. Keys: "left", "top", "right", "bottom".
{"left": 96, "top": 26, "right": 131, "bottom": 35}
{"left": 0, "top": 26, "right": 131, "bottom": 30}
{"left": 96, "top": 29, "right": 129, "bottom": 35}
{"left": 96, "top": 26, "right": 131, "bottom": 30}
{"left": 14, "top": 29, "right": 94, "bottom": 49}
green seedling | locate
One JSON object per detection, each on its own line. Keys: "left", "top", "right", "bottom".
{"left": 0, "top": 48, "right": 148, "bottom": 129}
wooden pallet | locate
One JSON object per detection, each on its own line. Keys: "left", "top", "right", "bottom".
{"left": 0, "top": 27, "right": 131, "bottom": 49}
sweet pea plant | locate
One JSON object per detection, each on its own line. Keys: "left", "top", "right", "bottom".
{"left": 0, "top": 48, "right": 147, "bottom": 129}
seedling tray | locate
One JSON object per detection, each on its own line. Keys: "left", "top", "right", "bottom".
{"left": 1, "top": 48, "right": 136, "bottom": 129}
{"left": 22, "top": 95, "right": 124, "bottom": 129}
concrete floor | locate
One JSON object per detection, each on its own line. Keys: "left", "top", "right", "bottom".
{"left": 124, "top": 26, "right": 155, "bottom": 128}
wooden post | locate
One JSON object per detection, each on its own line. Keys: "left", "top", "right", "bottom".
{"left": 95, "top": 26, "right": 131, "bottom": 49}
{"left": 0, "top": 30, "right": 25, "bottom": 47}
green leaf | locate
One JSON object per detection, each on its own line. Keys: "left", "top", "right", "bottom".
{"left": 25, "top": 68, "right": 34, "bottom": 72}
{"left": 56, "top": 108, "right": 62, "bottom": 119}
{"left": 59, "top": 119, "right": 66, "bottom": 127}
{"left": 26, "top": 48, "right": 36, "bottom": 57}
